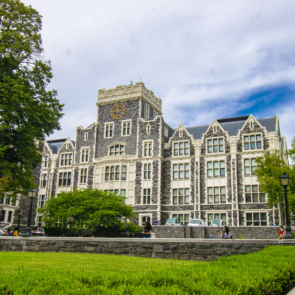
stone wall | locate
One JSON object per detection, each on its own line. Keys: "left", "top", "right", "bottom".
{"left": 0, "top": 237, "right": 294, "bottom": 261}
{"left": 153, "top": 226, "right": 282, "bottom": 239}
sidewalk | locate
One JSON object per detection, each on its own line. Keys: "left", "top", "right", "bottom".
{"left": 288, "top": 286, "right": 295, "bottom": 294}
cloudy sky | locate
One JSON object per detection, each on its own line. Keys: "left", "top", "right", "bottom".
{"left": 23, "top": 0, "right": 295, "bottom": 147}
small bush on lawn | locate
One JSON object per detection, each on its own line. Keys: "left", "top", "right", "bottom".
{"left": 0, "top": 246, "right": 295, "bottom": 294}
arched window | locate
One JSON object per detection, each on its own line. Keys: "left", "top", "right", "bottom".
{"left": 84, "top": 132, "right": 88, "bottom": 141}
{"left": 147, "top": 124, "right": 151, "bottom": 134}
{"left": 142, "top": 216, "right": 151, "bottom": 226}
{"left": 109, "top": 144, "right": 125, "bottom": 156}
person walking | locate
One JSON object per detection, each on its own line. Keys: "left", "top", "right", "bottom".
{"left": 277, "top": 225, "right": 285, "bottom": 240}
{"left": 142, "top": 222, "right": 152, "bottom": 238}
{"left": 221, "top": 226, "right": 232, "bottom": 239}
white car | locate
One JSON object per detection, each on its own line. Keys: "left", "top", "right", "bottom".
{"left": 211, "top": 219, "right": 226, "bottom": 226}
{"left": 187, "top": 219, "right": 205, "bottom": 226}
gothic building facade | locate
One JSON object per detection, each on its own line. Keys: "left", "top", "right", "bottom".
{"left": 4, "top": 81, "right": 286, "bottom": 227}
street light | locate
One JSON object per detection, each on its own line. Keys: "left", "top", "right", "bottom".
{"left": 279, "top": 173, "right": 294, "bottom": 239}
{"left": 17, "top": 208, "right": 23, "bottom": 236}
{"left": 69, "top": 217, "right": 74, "bottom": 237}
{"left": 0, "top": 205, "right": 3, "bottom": 227}
{"left": 25, "top": 189, "right": 37, "bottom": 237}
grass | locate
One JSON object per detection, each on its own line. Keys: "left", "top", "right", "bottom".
{"left": 0, "top": 246, "right": 295, "bottom": 294}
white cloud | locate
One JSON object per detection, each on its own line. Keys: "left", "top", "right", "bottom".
{"left": 22, "top": 0, "right": 295, "bottom": 146}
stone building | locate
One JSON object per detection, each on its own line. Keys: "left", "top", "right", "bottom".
{"left": 5, "top": 81, "right": 286, "bottom": 228}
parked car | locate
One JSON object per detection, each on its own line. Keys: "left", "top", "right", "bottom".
{"left": 165, "top": 218, "right": 182, "bottom": 226}
{"left": 211, "top": 219, "right": 226, "bottom": 226}
{"left": 187, "top": 219, "right": 205, "bottom": 226}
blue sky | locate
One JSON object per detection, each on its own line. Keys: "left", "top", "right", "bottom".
{"left": 23, "top": 0, "right": 295, "bottom": 147}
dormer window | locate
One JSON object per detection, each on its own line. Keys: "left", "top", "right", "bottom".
{"left": 173, "top": 141, "right": 189, "bottom": 156}
{"left": 109, "top": 144, "right": 125, "bottom": 156}
{"left": 207, "top": 138, "right": 224, "bottom": 153}
{"left": 60, "top": 153, "right": 73, "bottom": 166}
{"left": 244, "top": 134, "right": 262, "bottom": 150}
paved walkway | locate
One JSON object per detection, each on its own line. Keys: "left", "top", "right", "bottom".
{"left": 288, "top": 287, "right": 295, "bottom": 294}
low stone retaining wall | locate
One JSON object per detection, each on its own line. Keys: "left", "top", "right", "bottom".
{"left": 153, "top": 226, "right": 281, "bottom": 239}
{"left": 1, "top": 237, "right": 294, "bottom": 261}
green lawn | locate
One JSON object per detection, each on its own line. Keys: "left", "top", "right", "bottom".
{"left": 0, "top": 246, "right": 295, "bottom": 294}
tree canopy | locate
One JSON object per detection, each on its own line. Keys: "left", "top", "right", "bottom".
{"left": 255, "top": 139, "right": 295, "bottom": 223}
{"left": 37, "top": 189, "right": 139, "bottom": 233}
{"left": 0, "top": 0, "right": 63, "bottom": 196}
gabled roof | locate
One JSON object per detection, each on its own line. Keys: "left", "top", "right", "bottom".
{"left": 185, "top": 116, "right": 277, "bottom": 139}
{"left": 47, "top": 139, "right": 67, "bottom": 154}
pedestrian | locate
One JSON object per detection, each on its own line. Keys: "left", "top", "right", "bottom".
{"left": 142, "top": 222, "right": 152, "bottom": 238}
{"left": 221, "top": 226, "right": 232, "bottom": 239}
{"left": 12, "top": 227, "right": 18, "bottom": 236}
{"left": 277, "top": 225, "right": 285, "bottom": 240}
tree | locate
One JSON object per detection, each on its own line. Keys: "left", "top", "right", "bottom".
{"left": 255, "top": 148, "right": 295, "bottom": 224}
{"left": 37, "top": 189, "right": 139, "bottom": 234}
{"left": 0, "top": 0, "right": 63, "bottom": 196}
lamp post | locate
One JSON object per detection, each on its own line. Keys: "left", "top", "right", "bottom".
{"left": 69, "top": 217, "right": 74, "bottom": 237}
{"left": 17, "top": 208, "right": 23, "bottom": 236}
{"left": 279, "top": 173, "right": 294, "bottom": 239}
{"left": 0, "top": 205, "right": 3, "bottom": 227}
{"left": 25, "top": 189, "right": 37, "bottom": 237}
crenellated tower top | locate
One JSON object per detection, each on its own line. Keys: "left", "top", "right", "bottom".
{"left": 97, "top": 81, "right": 162, "bottom": 114}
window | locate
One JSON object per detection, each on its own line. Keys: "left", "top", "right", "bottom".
{"left": 38, "top": 216, "right": 43, "bottom": 227}
{"left": 142, "top": 216, "right": 151, "bottom": 226}
{"left": 245, "top": 185, "right": 265, "bottom": 203}
{"left": 145, "top": 104, "right": 150, "bottom": 119}
{"left": 84, "top": 132, "right": 88, "bottom": 141}
{"left": 154, "top": 110, "right": 158, "bottom": 116}
{"left": 173, "top": 188, "right": 190, "bottom": 204}
{"left": 105, "top": 123, "right": 114, "bottom": 138}
{"left": 80, "top": 168, "right": 87, "bottom": 184}
{"left": 207, "top": 138, "right": 224, "bottom": 153}
{"left": 144, "top": 164, "right": 151, "bottom": 179}
{"left": 244, "top": 134, "right": 262, "bottom": 150}
{"left": 105, "top": 165, "right": 127, "bottom": 181}
{"left": 7, "top": 211, "right": 13, "bottom": 222}
{"left": 0, "top": 196, "right": 3, "bottom": 204}
{"left": 42, "top": 155, "right": 49, "bottom": 167}
{"left": 172, "top": 213, "right": 190, "bottom": 225}
{"left": 246, "top": 212, "right": 267, "bottom": 226}
{"left": 81, "top": 148, "right": 89, "bottom": 162}
{"left": 207, "top": 161, "right": 225, "bottom": 177}
{"left": 40, "top": 174, "right": 47, "bottom": 187}
{"left": 179, "top": 129, "right": 183, "bottom": 138}
{"left": 0, "top": 210, "right": 5, "bottom": 222}
{"left": 173, "top": 163, "right": 189, "bottom": 180}
{"left": 5, "top": 197, "right": 10, "bottom": 205}
{"left": 109, "top": 144, "right": 125, "bottom": 156}
{"left": 207, "top": 187, "right": 226, "bottom": 204}
{"left": 147, "top": 124, "right": 151, "bottom": 134}
{"left": 173, "top": 141, "right": 189, "bottom": 156}
{"left": 38, "top": 195, "right": 45, "bottom": 208}
{"left": 164, "top": 127, "right": 168, "bottom": 137}
{"left": 207, "top": 213, "right": 227, "bottom": 226}
{"left": 143, "top": 141, "right": 153, "bottom": 157}
{"left": 60, "top": 153, "right": 73, "bottom": 166}
{"left": 122, "top": 120, "right": 131, "bottom": 136}
{"left": 244, "top": 158, "right": 257, "bottom": 175}
{"left": 143, "top": 188, "right": 151, "bottom": 204}
{"left": 58, "top": 172, "right": 71, "bottom": 186}
{"left": 11, "top": 198, "right": 16, "bottom": 206}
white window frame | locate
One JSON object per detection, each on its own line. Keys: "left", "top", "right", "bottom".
{"left": 81, "top": 147, "right": 90, "bottom": 163}
{"left": 109, "top": 144, "right": 125, "bottom": 156}
{"left": 139, "top": 214, "right": 152, "bottom": 226}
{"left": 207, "top": 212, "right": 227, "bottom": 226}
{"left": 244, "top": 158, "right": 257, "bottom": 176}
{"left": 80, "top": 168, "right": 87, "bottom": 184}
{"left": 172, "top": 163, "right": 190, "bottom": 180}
{"left": 172, "top": 188, "right": 190, "bottom": 205}
{"left": 207, "top": 137, "right": 224, "bottom": 154}
{"left": 245, "top": 184, "right": 266, "bottom": 203}
{"left": 58, "top": 172, "right": 72, "bottom": 187}
{"left": 145, "top": 104, "right": 150, "bottom": 119}
{"left": 104, "top": 165, "right": 127, "bottom": 181}
{"left": 38, "top": 195, "right": 46, "bottom": 208}
{"left": 207, "top": 187, "right": 226, "bottom": 204}
{"left": 60, "top": 153, "right": 73, "bottom": 166}
{"left": 171, "top": 213, "right": 190, "bottom": 225}
{"left": 143, "top": 163, "right": 152, "bottom": 180}
{"left": 122, "top": 120, "right": 131, "bottom": 136}
{"left": 245, "top": 211, "right": 268, "bottom": 226}
{"left": 142, "top": 188, "right": 151, "bottom": 204}
{"left": 173, "top": 140, "right": 190, "bottom": 157}
{"left": 104, "top": 122, "right": 114, "bottom": 138}
{"left": 42, "top": 155, "right": 49, "bottom": 168}
{"left": 143, "top": 140, "right": 153, "bottom": 157}
{"left": 206, "top": 160, "right": 225, "bottom": 177}
{"left": 243, "top": 133, "right": 262, "bottom": 151}
{"left": 40, "top": 174, "right": 47, "bottom": 187}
